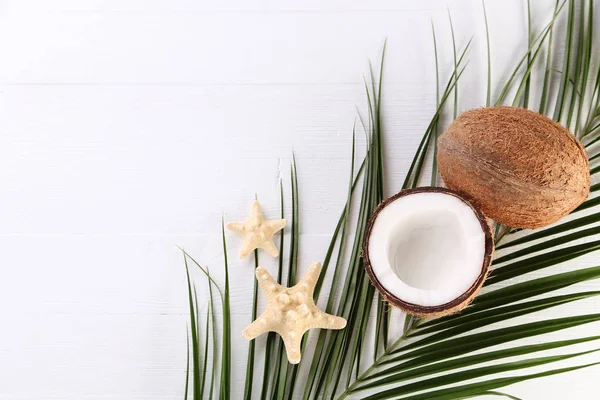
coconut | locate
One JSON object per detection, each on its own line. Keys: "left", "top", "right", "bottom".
{"left": 362, "top": 187, "right": 493, "bottom": 317}
{"left": 437, "top": 106, "right": 590, "bottom": 229}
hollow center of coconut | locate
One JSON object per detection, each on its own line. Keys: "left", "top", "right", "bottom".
{"left": 367, "top": 190, "right": 488, "bottom": 308}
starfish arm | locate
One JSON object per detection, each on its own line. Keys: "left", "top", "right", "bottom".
{"left": 255, "top": 267, "right": 282, "bottom": 293}
{"left": 251, "top": 200, "right": 264, "bottom": 220}
{"left": 259, "top": 239, "right": 280, "bottom": 258}
{"left": 297, "top": 262, "right": 322, "bottom": 296}
{"left": 242, "top": 313, "right": 272, "bottom": 340}
{"left": 239, "top": 239, "right": 257, "bottom": 259}
{"left": 226, "top": 221, "right": 246, "bottom": 234}
{"left": 281, "top": 331, "right": 303, "bottom": 364}
{"left": 265, "top": 218, "right": 287, "bottom": 234}
{"left": 310, "top": 311, "right": 347, "bottom": 330}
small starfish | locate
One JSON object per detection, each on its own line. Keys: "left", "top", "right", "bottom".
{"left": 227, "top": 200, "right": 287, "bottom": 259}
{"left": 242, "top": 262, "right": 347, "bottom": 364}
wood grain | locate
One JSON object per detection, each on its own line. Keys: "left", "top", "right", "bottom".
{"left": 0, "top": 0, "right": 598, "bottom": 399}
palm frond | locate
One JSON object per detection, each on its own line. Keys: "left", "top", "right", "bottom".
{"left": 430, "top": 21, "right": 442, "bottom": 187}
{"left": 538, "top": 0, "right": 560, "bottom": 114}
{"left": 243, "top": 249, "right": 259, "bottom": 400}
{"left": 182, "top": 1, "right": 600, "bottom": 398}
{"left": 184, "top": 257, "right": 201, "bottom": 399}
{"left": 483, "top": 0, "right": 492, "bottom": 107}
{"left": 259, "top": 181, "right": 285, "bottom": 400}
{"left": 363, "top": 362, "right": 600, "bottom": 400}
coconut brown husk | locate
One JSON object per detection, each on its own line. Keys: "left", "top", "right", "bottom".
{"left": 437, "top": 106, "right": 590, "bottom": 229}
{"left": 362, "top": 187, "right": 494, "bottom": 318}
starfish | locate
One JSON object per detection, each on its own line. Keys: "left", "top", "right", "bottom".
{"left": 227, "top": 200, "right": 287, "bottom": 259}
{"left": 242, "top": 262, "right": 347, "bottom": 364}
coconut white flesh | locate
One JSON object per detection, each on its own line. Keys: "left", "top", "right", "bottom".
{"left": 368, "top": 192, "right": 486, "bottom": 307}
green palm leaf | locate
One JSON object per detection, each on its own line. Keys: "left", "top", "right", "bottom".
{"left": 360, "top": 335, "right": 600, "bottom": 387}
{"left": 182, "top": 0, "right": 600, "bottom": 398}
{"left": 375, "top": 363, "right": 600, "bottom": 400}
{"left": 360, "top": 350, "right": 600, "bottom": 400}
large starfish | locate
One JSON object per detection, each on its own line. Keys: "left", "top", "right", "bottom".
{"left": 242, "top": 262, "right": 347, "bottom": 364}
{"left": 226, "top": 200, "right": 286, "bottom": 259}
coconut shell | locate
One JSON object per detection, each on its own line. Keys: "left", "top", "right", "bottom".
{"left": 437, "top": 106, "right": 590, "bottom": 229}
{"left": 362, "top": 187, "right": 494, "bottom": 318}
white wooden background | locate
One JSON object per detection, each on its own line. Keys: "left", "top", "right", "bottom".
{"left": 0, "top": 0, "right": 599, "bottom": 399}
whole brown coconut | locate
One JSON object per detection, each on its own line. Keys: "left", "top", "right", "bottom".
{"left": 437, "top": 106, "right": 590, "bottom": 229}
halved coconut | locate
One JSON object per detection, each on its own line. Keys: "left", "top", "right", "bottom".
{"left": 363, "top": 187, "right": 493, "bottom": 317}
